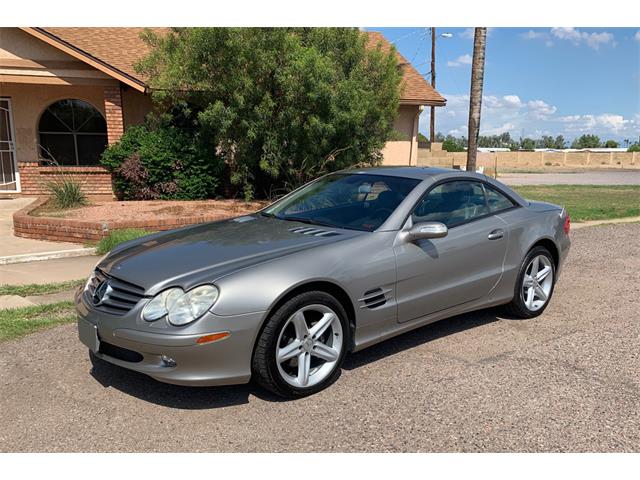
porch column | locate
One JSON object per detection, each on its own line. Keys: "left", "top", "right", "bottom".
{"left": 104, "top": 84, "right": 124, "bottom": 144}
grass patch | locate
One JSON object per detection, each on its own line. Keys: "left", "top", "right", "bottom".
{"left": 0, "top": 301, "right": 76, "bottom": 342}
{"left": 513, "top": 185, "right": 640, "bottom": 222}
{"left": 96, "top": 228, "right": 154, "bottom": 255}
{"left": 0, "top": 279, "right": 85, "bottom": 297}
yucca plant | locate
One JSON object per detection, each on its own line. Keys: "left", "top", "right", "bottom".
{"left": 45, "top": 176, "right": 88, "bottom": 209}
{"left": 39, "top": 147, "right": 88, "bottom": 209}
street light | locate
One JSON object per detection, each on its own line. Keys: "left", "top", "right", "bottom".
{"left": 430, "top": 29, "right": 453, "bottom": 144}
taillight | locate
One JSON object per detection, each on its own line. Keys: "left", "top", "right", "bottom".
{"left": 563, "top": 212, "right": 571, "bottom": 234}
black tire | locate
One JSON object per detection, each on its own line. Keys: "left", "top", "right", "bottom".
{"left": 252, "top": 291, "right": 350, "bottom": 398}
{"left": 504, "top": 246, "right": 556, "bottom": 319}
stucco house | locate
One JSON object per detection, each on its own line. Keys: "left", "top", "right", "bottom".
{"left": 0, "top": 28, "right": 445, "bottom": 195}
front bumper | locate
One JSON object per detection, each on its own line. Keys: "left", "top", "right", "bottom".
{"left": 76, "top": 292, "right": 266, "bottom": 386}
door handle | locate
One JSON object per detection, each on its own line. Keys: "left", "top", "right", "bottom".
{"left": 487, "top": 229, "right": 504, "bottom": 240}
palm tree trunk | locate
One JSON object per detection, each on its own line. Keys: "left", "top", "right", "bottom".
{"left": 466, "top": 27, "right": 487, "bottom": 172}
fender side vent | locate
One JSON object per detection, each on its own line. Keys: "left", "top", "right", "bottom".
{"left": 358, "top": 287, "right": 391, "bottom": 309}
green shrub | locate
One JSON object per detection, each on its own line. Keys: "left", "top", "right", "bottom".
{"left": 137, "top": 28, "right": 402, "bottom": 199}
{"left": 101, "top": 124, "right": 222, "bottom": 200}
{"left": 45, "top": 177, "right": 88, "bottom": 209}
{"left": 96, "top": 229, "right": 154, "bottom": 255}
{"left": 628, "top": 143, "right": 640, "bottom": 153}
{"left": 442, "top": 139, "right": 465, "bottom": 152}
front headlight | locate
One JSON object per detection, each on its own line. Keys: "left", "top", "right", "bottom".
{"left": 142, "top": 285, "right": 219, "bottom": 326}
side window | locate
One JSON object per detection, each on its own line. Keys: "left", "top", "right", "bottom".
{"left": 412, "top": 181, "right": 489, "bottom": 228}
{"left": 484, "top": 184, "right": 515, "bottom": 212}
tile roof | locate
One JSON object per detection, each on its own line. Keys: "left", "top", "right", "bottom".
{"left": 365, "top": 31, "right": 446, "bottom": 106}
{"left": 27, "top": 27, "right": 168, "bottom": 89}
{"left": 28, "top": 28, "right": 445, "bottom": 105}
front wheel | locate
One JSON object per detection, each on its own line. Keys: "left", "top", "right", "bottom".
{"left": 252, "top": 291, "right": 350, "bottom": 398}
{"left": 504, "top": 246, "right": 556, "bottom": 318}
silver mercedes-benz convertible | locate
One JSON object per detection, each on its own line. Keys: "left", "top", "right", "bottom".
{"left": 77, "top": 167, "right": 571, "bottom": 398}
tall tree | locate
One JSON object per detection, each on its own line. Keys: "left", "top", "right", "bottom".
{"left": 136, "top": 28, "right": 402, "bottom": 199}
{"left": 520, "top": 138, "right": 536, "bottom": 150}
{"left": 466, "top": 28, "right": 487, "bottom": 171}
{"left": 554, "top": 135, "right": 567, "bottom": 149}
{"left": 571, "top": 134, "right": 601, "bottom": 149}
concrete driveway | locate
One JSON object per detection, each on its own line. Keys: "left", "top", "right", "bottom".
{"left": 0, "top": 223, "right": 638, "bottom": 452}
{"left": 0, "top": 197, "right": 81, "bottom": 258}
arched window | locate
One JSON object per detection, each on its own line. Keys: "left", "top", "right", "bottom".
{"left": 39, "top": 99, "right": 108, "bottom": 166}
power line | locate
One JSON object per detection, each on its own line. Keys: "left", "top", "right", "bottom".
{"left": 388, "top": 28, "right": 423, "bottom": 44}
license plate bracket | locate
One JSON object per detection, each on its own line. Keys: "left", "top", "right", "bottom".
{"left": 78, "top": 318, "right": 100, "bottom": 353}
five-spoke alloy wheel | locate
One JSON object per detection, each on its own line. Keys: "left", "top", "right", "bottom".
{"left": 505, "top": 246, "right": 556, "bottom": 318}
{"left": 521, "top": 254, "right": 554, "bottom": 312}
{"left": 252, "top": 291, "right": 350, "bottom": 398}
{"left": 276, "top": 304, "right": 343, "bottom": 388}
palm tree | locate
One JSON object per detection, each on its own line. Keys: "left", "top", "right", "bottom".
{"left": 466, "top": 28, "right": 487, "bottom": 172}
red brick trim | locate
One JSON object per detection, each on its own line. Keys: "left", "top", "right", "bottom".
{"left": 104, "top": 85, "right": 124, "bottom": 144}
{"left": 13, "top": 198, "right": 258, "bottom": 244}
{"left": 17, "top": 162, "right": 114, "bottom": 196}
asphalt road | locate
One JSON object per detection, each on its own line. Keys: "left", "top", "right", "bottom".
{"left": 1, "top": 223, "right": 638, "bottom": 452}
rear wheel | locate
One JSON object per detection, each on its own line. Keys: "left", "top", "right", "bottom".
{"left": 252, "top": 291, "right": 350, "bottom": 398}
{"left": 504, "top": 246, "right": 556, "bottom": 318}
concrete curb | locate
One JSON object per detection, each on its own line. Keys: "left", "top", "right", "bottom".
{"left": 0, "top": 247, "right": 97, "bottom": 265}
{"left": 572, "top": 216, "right": 640, "bottom": 230}
{"left": 0, "top": 290, "right": 76, "bottom": 310}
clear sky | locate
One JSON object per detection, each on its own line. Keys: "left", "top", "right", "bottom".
{"left": 369, "top": 27, "right": 640, "bottom": 144}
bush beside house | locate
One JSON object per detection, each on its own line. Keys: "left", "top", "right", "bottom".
{"left": 102, "top": 28, "right": 403, "bottom": 200}
{"left": 101, "top": 124, "right": 221, "bottom": 200}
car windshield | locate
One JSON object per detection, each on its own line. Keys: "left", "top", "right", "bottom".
{"left": 262, "top": 173, "right": 421, "bottom": 231}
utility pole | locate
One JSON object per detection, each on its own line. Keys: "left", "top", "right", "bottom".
{"left": 467, "top": 27, "right": 487, "bottom": 172}
{"left": 430, "top": 27, "right": 436, "bottom": 144}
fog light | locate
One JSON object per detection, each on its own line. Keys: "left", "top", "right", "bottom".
{"left": 161, "top": 355, "right": 177, "bottom": 368}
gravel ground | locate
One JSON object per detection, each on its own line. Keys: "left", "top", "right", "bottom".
{"left": 33, "top": 199, "right": 267, "bottom": 222}
{"left": 499, "top": 170, "right": 640, "bottom": 185}
{"left": 0, "top": 223, "right": 638, "bottom": 452}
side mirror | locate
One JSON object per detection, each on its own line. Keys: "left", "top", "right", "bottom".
{"left": 404, "top": 222, "right": 448, "bottom": 242}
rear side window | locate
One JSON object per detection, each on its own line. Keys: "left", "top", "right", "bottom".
{"left": 483, "top": 184, "right": 515, "bottom": 212}
{"left": 412, "top": 180, "right": 489, "bottom": 228}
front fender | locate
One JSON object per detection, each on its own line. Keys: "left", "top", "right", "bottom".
{"left": 210, "top": 255, "right": 353, "bottom": 317}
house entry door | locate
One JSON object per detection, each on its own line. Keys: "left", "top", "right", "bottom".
{"left": 0, "top": 98, "right": 19, "bottom": 192}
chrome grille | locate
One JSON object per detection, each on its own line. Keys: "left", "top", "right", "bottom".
{"left": 86, "top": 268, "right": 146, "bottom": 316}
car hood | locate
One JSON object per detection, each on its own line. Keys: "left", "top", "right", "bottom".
{"left": 98, "top": 215, "right": 362, "bottom": 293}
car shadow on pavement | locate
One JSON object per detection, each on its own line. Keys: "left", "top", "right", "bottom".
{"left": 88, "top": 352, "right": 284, "bottom": 409}
{"left": 343, "top": 307, "right": 502, "bottom": 370}
{"left": 87, "top": 307, "right": 506, "bottom": 408}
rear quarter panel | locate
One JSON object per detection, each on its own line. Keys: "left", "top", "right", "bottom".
{"left": 494, "top": 205, "right": 570, "bottom": 300}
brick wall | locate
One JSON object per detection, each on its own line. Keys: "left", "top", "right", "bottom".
{"left": 417, "top": 150, "right": 639, "bottom": 170}
{"left": 18, "top": 162, "right": 114, "bottom": 196}
{"left": 104, "top": 85, "right": 124, "bottom": 144}
{"left": 13, "top": 198, "right": 257, "bottom": 244}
